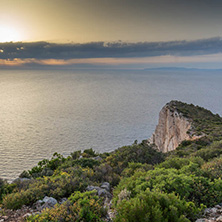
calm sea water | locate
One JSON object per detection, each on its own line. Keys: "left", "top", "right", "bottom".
{"left": 1, "top": 69, "right": 222, "bottom": 181}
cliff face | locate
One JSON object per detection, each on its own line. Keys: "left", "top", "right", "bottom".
{"left": 150, "top": 101, "right": 195, "bottom": 152}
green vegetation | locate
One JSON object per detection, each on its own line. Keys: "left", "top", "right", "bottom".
{"left": 1, "top": 101, "right": 222, "bottom": 221}
{"left": 165, "top": 101, "right": 222, "bottom": 159}
{"left": 1, "top": 142, "right": 164, "bottom": 216}
{"left": 169, "top": 101, "right": 222, "bottom": 139}
{"left": 27, "top": 191, "right": 106, "bottom": 222}
{"left": 114, "top": 160, "right": 222, "bottom": 207}
{"left": 114, "top": 189, "right": 204, "bottom": 222}
{"left": 0, "top": 178, "right": 15, "bottom": 203}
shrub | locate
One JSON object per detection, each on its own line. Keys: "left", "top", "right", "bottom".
{"left": 0, "top": 179, "right": 16, "bottom": 203}
{"left": 28, "top": 153, "right": 65, "bottom": 178}
{"left": 93, "top": 163, "right": 120, "bottom": 186}
{"left": 3, "top": 167, "right": 91, "bottom": 209}
{"left": 157, "top": 157, "right": 205, "bottom": 176}
{"left": 0, "top": 178, "right": 6, "bottom": 200}
{"left": 27, "top": 191, "right": 106, "bottom": 222}
{"left": 180, "top": 140, "right": 192, "bottom": 147}
{"left": 82, "top": 148, "right": 97, "bottom": 158}
{"left": 114, "top": 189, "right": 203, "bottom": 222}
{"left": 3, "top": 189, "right": 36, "bottom": 209}
{"left": 194, "top": 141, "right": 222, "bottom": 161}
{"left": 72, "top": 158, "right": 100, "bottom": 169}
{"left": 106, "top": 141, "right": 165, "bottom": 175}
{"left": 169, "top": 137, "right": 211, "bottom": 158}
{"left": 71, "top": 150, "right": 81, "bottom": 160}
{"left": 157, "top": 158, "right": 190, "bottom": 170}
{"left": 19, "top": 170, "right": 31, "bottom": 179}
{"left": 0, "top": 178, "right": 7, "bottom": 202}
{"left": 201, "top": 156, "right": 222, "bottom": 179}
{"left": 114, "top": 167, "right": 222, "bottom": 207}
{"left": 121, "top": 162, "right": 153, "bottom": 177}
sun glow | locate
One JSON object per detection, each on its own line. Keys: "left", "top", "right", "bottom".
{"left": 0, "top": 25, "right": 22, "bottom": 42}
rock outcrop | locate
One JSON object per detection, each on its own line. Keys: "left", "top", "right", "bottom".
{"left": 149, "top": 101, "right": 201, "bottom": 153}
{"left": 86, "top": 182, "right": 112, "bottom": 199}
{"left": 34, "top": 196, "right": 58, "bottom": 211}
{"left": 196, "top": 204, "right": 222, "bottom": 222}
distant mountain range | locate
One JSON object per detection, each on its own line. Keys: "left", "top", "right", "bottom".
{"left": 143, "top": 67, "right": 222, "bottom": 71}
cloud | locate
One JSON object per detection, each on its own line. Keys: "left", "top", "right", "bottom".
{"left": 2, "top": 53, "right": 222, "bottom": 68}
{"left": 1, "top": 37, "right": 222, "bottom": 61}
{"left": 1, "top": 37, "right": 222, "bottom": 68}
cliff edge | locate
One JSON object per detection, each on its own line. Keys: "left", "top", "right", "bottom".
{"left": 149, "top": 101, "right": 203, "bottom": 152}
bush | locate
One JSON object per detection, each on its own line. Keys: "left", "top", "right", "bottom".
{"left": 72, "top": 158, "right": 100, "bottom": 169}
{"left": 19, "top": 170, "right": 31, "bottom": 179}
{"left": 114, "top": 189, "right": 203, "bottom": 222}
{"left": 71, "top": 150, "right": 81, "bottom": 160}
{"left": 27, "top": 153, "right": 65, "bottom": 178}
{"left": 27, "top": 191, "right": 106, "bottom": 222}
{"left": 106, "top": 142, "right": 165, "bottom": 175}
{"left": 194, "top": 141, "right": 222, "bottom": 161}
{"left": 157, "top": 158, "right": 190, "bottom": 170}
{"left": 169, "top": 137, "right": 211, "bottom": 158}
{"left": 121, "top": 162, "right": 153, "bottom": 177}
{"left": 82, "top": 148, "right": 97, "bottom": 158}
{"left": 3, "top": 167, "right": 91, "bottom": 209}
{"left": 201, "top": 157, "right": 222, "bottom": 179}
{"left": 157, "top": 157, "right": 205, "bottom": 176}
{"left": 0, "top": 178, "right": 7, "bottom": 202}
{"left": 3, "top": 189, "right": 36, "bottom": 209}
{"left": 93, "top": 163, "right": 120, "bottom": 186}
{"left": 0, "top": 179, "right": 16, "bottom": 203}
{"left": 114, "top": 167, "right": 222, "bottom": 207}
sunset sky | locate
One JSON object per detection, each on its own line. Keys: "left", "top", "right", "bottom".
{"left": 1, "top": 0, "right": 222, "bottom": 68}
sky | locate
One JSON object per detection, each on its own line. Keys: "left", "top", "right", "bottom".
{"left": 1, "top": 0, "right": 222, "bottom": 69}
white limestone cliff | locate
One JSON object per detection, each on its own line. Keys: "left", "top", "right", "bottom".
{"left": 149, "top": 102, "right": 199, "bottom": 153}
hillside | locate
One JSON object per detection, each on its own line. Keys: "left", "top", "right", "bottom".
{"left": 150, "top": 100, "right": 222, "bottom": 153}
{"left": 1, "top": 101, "right": 222, "bottom": 222}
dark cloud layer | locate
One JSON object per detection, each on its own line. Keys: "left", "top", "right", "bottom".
{"left": 1, "top": 37, "right": 222, "bottom": 60}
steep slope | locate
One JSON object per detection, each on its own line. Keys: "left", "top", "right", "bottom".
{"left": 149, "top": 100, "right": 222, "bottom": 152}
{"left": 149, "top": 101, "right": 192, "bottom": 152}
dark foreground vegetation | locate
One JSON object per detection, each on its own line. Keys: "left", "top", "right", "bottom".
{"left": 1, "top": 101, "right": 222, "bottom": 222}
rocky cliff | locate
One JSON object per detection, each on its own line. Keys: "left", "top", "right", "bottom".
{"left": 149, "top": 101, "right": 201, "bottom": 153}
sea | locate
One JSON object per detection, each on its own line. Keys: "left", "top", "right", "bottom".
{"left": 0, "top": 69, "right": 222, "bottom": 182}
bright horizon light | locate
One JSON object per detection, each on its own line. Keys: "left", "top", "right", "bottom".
{"left": 0, "top": 25, "right": 22, "bottom": 43}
